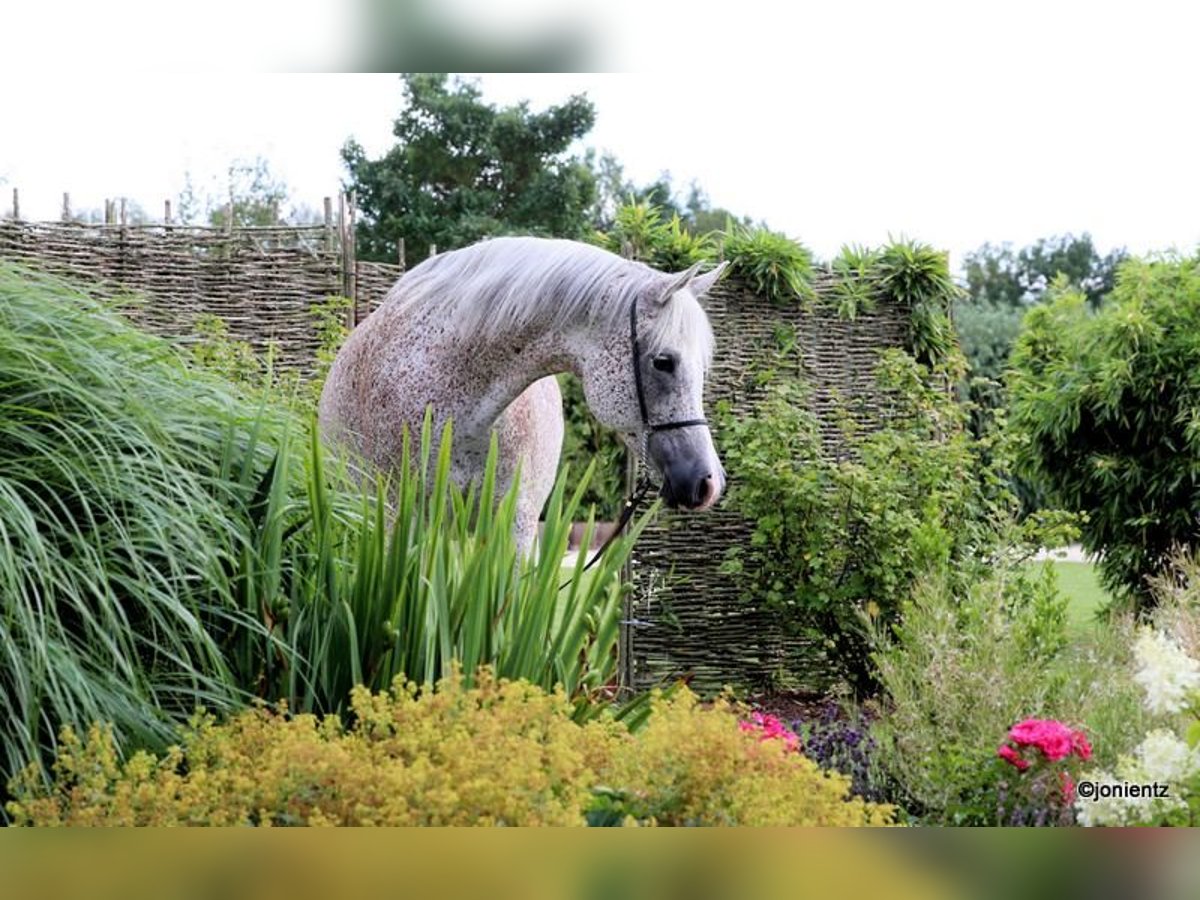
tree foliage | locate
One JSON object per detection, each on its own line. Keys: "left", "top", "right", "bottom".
{"left": 343, "top": 74, "right": 598, "bottom": 263}
{"left": 957, "top": 234, "right": 1127, "bottom": 385}
{"left": 1008, "top": 254, "right": 1200, "bottom": 608}
{"left": 962, "top": 234, "right": 1125, "bottom": 311}
{"left": 175, "top": 157, "right": 320, "bottom": 228}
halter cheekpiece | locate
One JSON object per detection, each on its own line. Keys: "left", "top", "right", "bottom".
{"left": 629, "top": 294, "right": 708, "bottom": 434}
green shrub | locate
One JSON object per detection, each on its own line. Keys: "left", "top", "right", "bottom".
{"left": 868, "top": 566, "right": 1068, "bottom": 824}
{"left": 7, "top": 668, "right": 895, "bottom": 827}
{"left": 592, "top": 201, "right": 715, "bottom": 271}
{"left": 717, "top": 347, "right": 1063, "bottom": 690}
{"left": 830, "top": 245, "right": 881, "bottom": 320}
{"left": 873, "top": 239, "right": 960, "bottom": 367}
{"left": 868, "top": 560, "right": 1150, "bottom": 825}
{"left": 1008, "top": 255, "right": 1200, "bottom": 609}
{"left": 720, "top": 220, "right": 814, "bottom": 304}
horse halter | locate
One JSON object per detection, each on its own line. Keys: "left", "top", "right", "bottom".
{"left": 628, "top": 294, "right": 709, "bottom": 443}
{"left": 559, "top": 293, "right": 711, "bottom": 588}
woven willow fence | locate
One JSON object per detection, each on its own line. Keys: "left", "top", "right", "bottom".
{"left": 0, "top": 196, "right": 402, "bottom": 373}
{"left": 620, "top": 274, "right": 911, "bottom": 695}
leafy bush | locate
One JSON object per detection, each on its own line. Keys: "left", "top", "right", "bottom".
{"left": 593, "top": 201, "right": 715, "bottom": 271}
{"left": 872, "top": 239, "right": 960, "bottom": 367}
{"left": 869, "top": 567, "right": 1068, "bottom": 824}
{"left": 717, "top": 348, "right": 1053, "bottom": 690}
{"left": 868, "top": 560, "right": 1151, "bottom": 825}
{"left": 720, "top": 221, "right": 814, "bottom": 305}
{"left": 1008, "top": 255, "right": 1200, "bottom": 609}
{"left": 7, "top": 669, "right": 895, "bottom": 827}
{"left": 830, "top": 245, "right": 881, "bottom": 320}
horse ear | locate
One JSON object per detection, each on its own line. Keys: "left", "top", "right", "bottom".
{"left": 688, "top": 261, "right": 729, "bottom": 299}
{"left": 656, "top": 261, "right": 705, "bottom": 305}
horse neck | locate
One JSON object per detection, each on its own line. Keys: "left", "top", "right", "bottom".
{"left": 443, "top": 313, "right": 589, "bottom": 440}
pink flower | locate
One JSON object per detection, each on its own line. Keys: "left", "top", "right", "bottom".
{"left": 740, "top": 712, "right": 800, "bottom": 752}
{"left": 997, "top": 744, "right": 1030, "bottom": 770}
{"left": 1007, "top": 718, "right": 1086, "bottom": 762}
{"left": 1060, "top": 771, "right": 1076, "bottom": 804}
{"left": 1071, "top": 730, "right": 1093, "bottom": 762}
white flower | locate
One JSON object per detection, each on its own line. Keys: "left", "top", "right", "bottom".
{"left": 1076, "top": 737, "right": 1195, "bottom": 827}
{"left": 1137, "top": 729, "right": 1200, "bottom": 784}
{"left": 1074, "top": 767, "right": 1148, "bottom": 827}
{"left": 1133, "top": 628, "right": 1200, "bottom": 715}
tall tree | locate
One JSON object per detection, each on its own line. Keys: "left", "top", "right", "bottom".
{"left": 962, "top": 234, "right": 1125, "bottom": 311}
{"left": 957, "top": 234, "right": 1127, "bottom": 383}
{"left": 1009, "top": 257, "right": 1200, "bottom": 609}
{"left": 343, "top": 74, "right": 598, "bottom": 263}
{"left": 175, "top": 158, "right": 320, "bottom": 228}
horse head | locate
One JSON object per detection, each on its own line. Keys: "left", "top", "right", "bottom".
{"left": 578, "top": 259, "right": 728, "bottom": 511}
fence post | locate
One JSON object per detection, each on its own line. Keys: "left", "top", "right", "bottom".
{"left": 62, "top": 192, "right": 71, "bottom": 222}
{"left": 429, "top": 243, "right": 437, "bottom": 258}
{"left": 119, "top": 198, "right": 127, "bottom": 227}
{"left": 164, "top": 199, "right": 172, "bottom": 226}
{"left": 338, "top": 192, "right": 353, "bottom": 325}
{"left": 345, "top": 191, "right": 358, "bottom": 329}
{"left": 11, "top": 188, "right": 19, "bottom": 220}
{"left": 323, "top": 196, "right": 333, "bottom": 253}
{"left": 398, "top": 237, "right": 406, "bottom": 272}
{"left": 618, "top": 449, "right": 640, "bottom": 696}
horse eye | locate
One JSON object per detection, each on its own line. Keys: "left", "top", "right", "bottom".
{"left": 652, "top": 355, "right": 676, "bottom": 374}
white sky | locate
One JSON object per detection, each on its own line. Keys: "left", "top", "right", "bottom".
{"left": 3, "top": 3, "right": 1199, "bottom": 269}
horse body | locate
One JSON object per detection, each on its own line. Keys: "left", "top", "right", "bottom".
{"left": 318, "top": 237, "right": 725, "bottom": 553}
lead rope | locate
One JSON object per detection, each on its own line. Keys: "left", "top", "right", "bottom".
{"left": 558, "top": 473, "right": 656, "bottom": 591}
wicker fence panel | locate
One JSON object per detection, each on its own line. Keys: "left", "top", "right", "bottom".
{"left": 0, "top": 220, "right": 402, "bottom": 372}
{"left": 622, "top": 274, "right": 912, "bottom": 695}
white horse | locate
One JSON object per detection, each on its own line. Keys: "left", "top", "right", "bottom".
{"left": 318, "top": 236, "right": 727, "bottom": 554}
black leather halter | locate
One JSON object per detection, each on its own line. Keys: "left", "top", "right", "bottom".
{"left": 629, "top": 294, "right": 708, "bottom": 434}
{"left": 560, "top": 294, "right": 709, "bottom": 587}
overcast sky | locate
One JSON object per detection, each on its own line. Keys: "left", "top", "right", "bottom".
{"left": 3, "top": 3, "right": 1199, "bottom": 269}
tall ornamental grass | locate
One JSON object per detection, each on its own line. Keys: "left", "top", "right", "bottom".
{"left": 0, "top": 262, "right": 643, "bottom": 791}
{"left": 0, "top": 263, "right": 282, "bottom": 782}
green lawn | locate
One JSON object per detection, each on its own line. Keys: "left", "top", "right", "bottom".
{"left": 1032, "top": 560, "right": 1112, "bottom": 638}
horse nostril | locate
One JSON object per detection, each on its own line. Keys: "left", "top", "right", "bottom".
{"left": 695, "top": 474, "right": 714, "bottom": 507}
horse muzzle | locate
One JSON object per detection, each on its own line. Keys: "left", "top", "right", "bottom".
{"left": 659, "top": 463, "right": 723, "bottom": 511}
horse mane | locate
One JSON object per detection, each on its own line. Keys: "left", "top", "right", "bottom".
{"left": 387, "top": 237, "right": 714, "bottom": 365}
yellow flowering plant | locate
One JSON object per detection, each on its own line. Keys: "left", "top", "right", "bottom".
{"left": 7, "top": 668, "right": 895, "bottom": 827}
